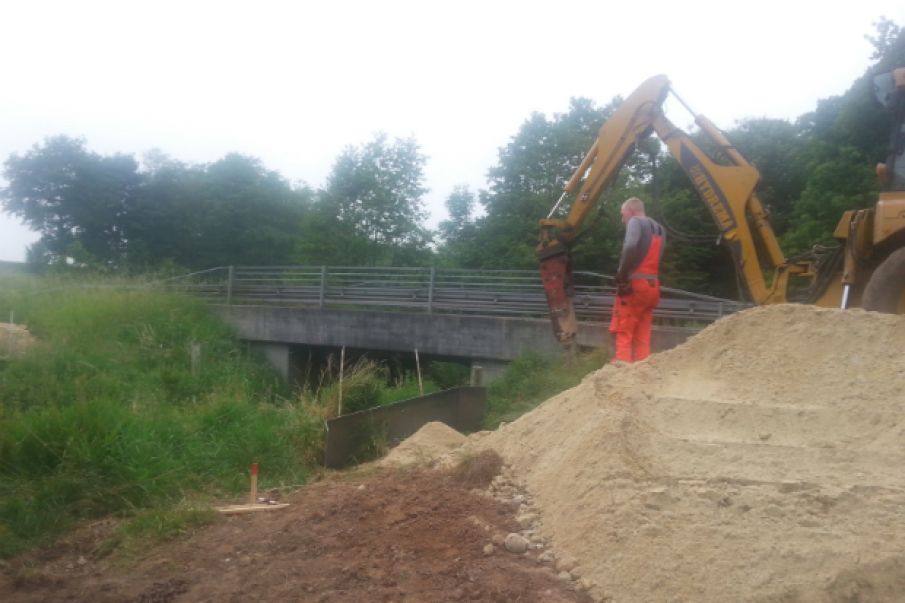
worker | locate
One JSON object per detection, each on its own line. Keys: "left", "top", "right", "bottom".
{"left": 609, "top": 197, "right": 666, "bottom": 363}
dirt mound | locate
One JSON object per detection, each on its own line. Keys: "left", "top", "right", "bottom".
{"left": 0, "top": 323, "right": 36, "bottom": 357}
{"left": 477, "top": 304, "right": 905, "bottom": 602}
{"left": 0, "top": 469, "right": 591, "bottom": 603}
{"left": 380, "top": 420, "right": 468, "bottom": 467}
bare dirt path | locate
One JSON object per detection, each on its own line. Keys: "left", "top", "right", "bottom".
{"left": 1, "top": 467, "right": 590, "bottom": 603}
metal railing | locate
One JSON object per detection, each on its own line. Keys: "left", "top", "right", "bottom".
{"left": 165, "top": 266, "right": 749, "bottom": 324}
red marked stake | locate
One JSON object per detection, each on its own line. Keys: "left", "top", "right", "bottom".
{"left": 249, "top": 463, "right": 259, "bottom": 504}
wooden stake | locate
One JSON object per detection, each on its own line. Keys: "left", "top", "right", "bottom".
{"left": 338, "top": 346, "right": 345, "bottom": 416}
{"left": 249, "top": 462, "right": 258, "bottom": 504}
{"left": 216, "top": 503, "right": 290, "bottom": 515}
{"left": 415, "top": 348, "right": 423, "bottom": 396}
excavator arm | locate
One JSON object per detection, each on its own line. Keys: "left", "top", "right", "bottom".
{"left": 537, "top": 75, "right": 670, "bottom": 346}
{"left": 650, "top": 112, "right": 808, "bottom": 303}
{"left": 538, "top": 75, "right": 670, "bottom": 247}
{"left": 538, "top": 75, "right": 808, "bottom": 346}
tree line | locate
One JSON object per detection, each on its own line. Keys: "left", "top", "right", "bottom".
{"left": 3, "top": 20, "right": 902, "bottom": 299}
{"left": 2, "top": 133, "right": 431, "bottom": 270}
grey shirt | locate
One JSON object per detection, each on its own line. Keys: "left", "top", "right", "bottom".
{"left": 616, "top": 216, "right": 666, "bottom": 281}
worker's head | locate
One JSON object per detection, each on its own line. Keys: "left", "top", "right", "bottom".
{"left": 620, "top": 197, "right": 646, "bottom": 224}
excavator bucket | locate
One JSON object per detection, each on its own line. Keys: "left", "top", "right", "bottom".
{"left": 539, "top": 250, "right": 577, "bottom": 346}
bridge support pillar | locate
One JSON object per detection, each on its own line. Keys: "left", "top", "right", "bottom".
{"left": 470, "top": 360, "right": 509, "bottom": 385}
{"left": 251, "top": 342, "right": 293, "bottom": 381}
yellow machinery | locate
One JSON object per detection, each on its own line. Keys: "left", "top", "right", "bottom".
{"left": 538, "top": 70, "right": 905, "bottom": 345}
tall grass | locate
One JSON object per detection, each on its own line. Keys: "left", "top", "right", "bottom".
{"left": 0, "top": 277, "right": 319, "bottom": 557}
{"left": 484, "top": 349, "right": 608, "bottom": 427}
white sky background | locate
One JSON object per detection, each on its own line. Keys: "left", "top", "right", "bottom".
{"left": 1, "top": 0, "right": 904, "bottom": 262}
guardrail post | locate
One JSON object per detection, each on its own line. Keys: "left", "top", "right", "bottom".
{"left": 226, "top": 266, "right": 234, "bottom": 305}
{"left": 427, "top": 267, "right": 435, "bottom": 313}
{"left": 319, "top": 266, "right": 327, "bottom": 308}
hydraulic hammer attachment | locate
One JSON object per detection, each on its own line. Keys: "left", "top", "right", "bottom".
{"left": 538, "top": 243, "right": 577, "bottom": 346}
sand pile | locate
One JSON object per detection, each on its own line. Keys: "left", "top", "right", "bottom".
{"left": 0, "top": 322, "right": 36, "bottom": 357}
{"left": 380, "top": 421, "right": 468, "bottom": 468}
{"left": 475, "top": 305, "right": 905, "bottom": 602}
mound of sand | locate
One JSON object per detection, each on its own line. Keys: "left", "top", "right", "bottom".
{"left": 474, "top": 305, "right": 905, "bottom": 602}
{"left": 380, "top": 421, "right": 468, "bottom": 468}
{"left": 0, "top": 322, "right": 36, "bottom": 357}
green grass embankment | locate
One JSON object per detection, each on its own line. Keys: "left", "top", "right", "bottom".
{"left": 0, "top": 274, "right": 606, "bottom": 558}
{"left": 0, "top": 277, "right": 320, "bottom": 557}
{"left": 484, "top": 349, "right": 608, "bottom": 428}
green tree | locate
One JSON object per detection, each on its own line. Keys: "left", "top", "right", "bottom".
{"left": 123, "top": 154, "right": 201, "bottom": 267}
{"left": 322, "top": 133, "right": 431, "bottom": 265}
{"left": 294, "top": 197, "right": 372, "bottom": 266}
{"left": 465, "top": 97, "right": 630, "bottom": 270}
{"left": 727, "top": 118, "right": 809, "bottom": 234}
{"left": 438, "top": 185, "right": 475, "bottom": 242}
{"left": 125, "top": 153, "right": 310, "bottom": 269}
{"left": 190, "top": 154, "right": 308, "bottom": 267}
{"left": 782, "top": 20, "right": 904, "bottom": 255}
{"left": 783, "top": 144, "right": 876, "bottom": 254}
{"left": 866, "top": 17, "right": 904, "bottom": 66}
{"left": 2, "top": 136, "right": 141, "bottom": 267}
{"left": 436, "top": 185, "right": 478, "bottom": 267}
{"left": 2, "top": 138, "right": 311, "bottom": 270}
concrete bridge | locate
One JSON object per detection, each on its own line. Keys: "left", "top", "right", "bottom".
{"left": 216, "top": 304, "right": 699, "bottom": 381}
{"left": 172, "top": 265, "right": 746, "bottom": 381}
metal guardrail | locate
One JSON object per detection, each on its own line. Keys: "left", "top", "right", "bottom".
{"left": 164, "top": 266, "right": 750, "bottom": 324}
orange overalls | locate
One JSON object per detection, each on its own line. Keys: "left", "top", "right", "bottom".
{"left": 609, "top": 218, "right": 664, "bottom": 363}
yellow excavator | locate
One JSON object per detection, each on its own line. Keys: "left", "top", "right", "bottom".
{"left": 538, "top": 70, "right": 905, "bottom": 345}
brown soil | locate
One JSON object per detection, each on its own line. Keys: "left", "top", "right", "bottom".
{"left": 0, "top": 468, "right": 591, "bottom": 603}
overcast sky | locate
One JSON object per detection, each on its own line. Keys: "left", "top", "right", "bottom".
{"left": 2, "top": 0, "right": 904, "bottom": 262}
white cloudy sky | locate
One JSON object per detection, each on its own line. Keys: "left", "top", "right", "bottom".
{"left": 1, "top": 0, "right": 903, "bottom": 261}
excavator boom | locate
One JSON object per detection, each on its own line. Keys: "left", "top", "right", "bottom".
{"left": 537, "top": 76, "right": 801, "bottom": 345}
